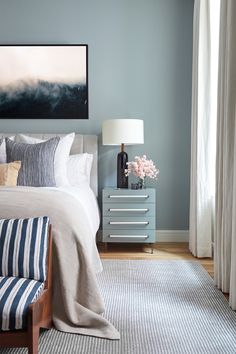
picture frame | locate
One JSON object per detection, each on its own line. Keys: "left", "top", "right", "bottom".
{"left": 0, "top": 44, "right": 88, "bottom": 119}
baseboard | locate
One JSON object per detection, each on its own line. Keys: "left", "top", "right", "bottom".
{"left": 156, "top": 230, "right": 189, "bottom": 242}
{"left": 97, "top": 230, "right": 189, "bottom": 243}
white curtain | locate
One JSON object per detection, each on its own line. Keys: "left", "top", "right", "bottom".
{"left": 214, "top": 0, "right": 236, "bottom": 310}
{"left": 189, "top": 0, "right": 220, "bottom": 257}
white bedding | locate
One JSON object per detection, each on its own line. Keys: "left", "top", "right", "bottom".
{"left": 46, "top": 184, "right": 102, "bottom": 272}
{"left": 47, "top": 184, "right": 100, "bottom": 237}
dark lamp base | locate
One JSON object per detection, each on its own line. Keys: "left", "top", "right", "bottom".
{"left": 117, "top": 150, "right": 128, "bottom": 188}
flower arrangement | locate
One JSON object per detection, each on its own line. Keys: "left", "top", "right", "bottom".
{"left": 125, "top": 155, "right": 159, "bottom": 189}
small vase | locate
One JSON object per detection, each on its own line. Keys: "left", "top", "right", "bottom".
{"left": 138, "top": 178, "right": 146, "bottom": 189}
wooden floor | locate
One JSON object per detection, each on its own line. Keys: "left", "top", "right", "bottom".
{"left": 98, "top": 242, "right": 214, "bottom": 277}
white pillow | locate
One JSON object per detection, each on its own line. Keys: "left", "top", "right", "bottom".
{"left": 67, "top": 153, "right": 93, "bottom": 186}
{"left": 15, "top": 133, "right": 75, "bottom": 186}
{"left": 0, "top": 139, "right": 6, "bottom": 164}
{"left": 0, "top": 136, "right": 15, "bottom": 163}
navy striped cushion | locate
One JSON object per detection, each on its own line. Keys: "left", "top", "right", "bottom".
{"left": 0, "top": 276, "right": 44, "bottom": 331}
{"left": 0, "top": 216, "right": 49, "bottom": 282}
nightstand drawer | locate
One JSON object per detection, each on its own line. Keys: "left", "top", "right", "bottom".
{"left": 103, "top": 188, "right": 155, "bottom": 203}
{"left": 103, "top": 216, "right": 155, "bottom": 230}
{"left": 103, "top": 229, "right": 156, "bottom": 243}
{"left": 102, "top": 187, "right": 156, "bottom": 245}
{"left": 103, "top": 203, "right": 155, "bottom": 217}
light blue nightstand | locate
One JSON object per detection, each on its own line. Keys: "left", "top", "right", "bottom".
{"left": 102, "top": 187, "right": 156, "bottom": 251}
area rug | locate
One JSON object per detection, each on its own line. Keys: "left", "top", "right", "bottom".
{"left": 1, "top": 260, "right": 236, "bottom": 354}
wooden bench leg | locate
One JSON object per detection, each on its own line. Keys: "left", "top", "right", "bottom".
{"left": 28, "top": 326, "right": 39, "bottom": 354}
{"left": 28, "top": 303, "right": 40, "bottom": 354}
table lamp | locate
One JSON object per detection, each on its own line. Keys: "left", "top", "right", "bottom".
{"left": 102, "top": 119, "right": 144, "bottom": 188}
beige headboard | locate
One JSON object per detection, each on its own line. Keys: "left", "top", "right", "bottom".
{"left": 1, "top": 133, "right": 98, "bottom": 196}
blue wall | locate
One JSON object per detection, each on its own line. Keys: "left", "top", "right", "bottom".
{"left": 0, "top": 0, "right": 193, "bottom": 230}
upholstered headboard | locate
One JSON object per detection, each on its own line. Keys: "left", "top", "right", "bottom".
{"left": 0, "top": 133, "right": 98, "bottom": 196}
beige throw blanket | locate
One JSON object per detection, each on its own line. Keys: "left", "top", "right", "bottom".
{"left": 0, "top": 187, "right": 120, "bottom": 340}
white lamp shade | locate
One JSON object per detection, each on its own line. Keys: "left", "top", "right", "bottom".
{"left": 102, "top": 119, "right": 144, "bottom": 145}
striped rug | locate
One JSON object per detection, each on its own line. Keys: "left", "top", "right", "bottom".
{"left": 1, "top": 260, "right": 236, "bottom": 354}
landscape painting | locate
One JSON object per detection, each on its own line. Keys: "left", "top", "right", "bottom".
{"left": 0, "top": 44, "right": 88, "bottom": 119}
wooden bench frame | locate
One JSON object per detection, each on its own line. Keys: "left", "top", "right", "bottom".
{"left": 0, "top": 224, "right": 53, "bottom": 354}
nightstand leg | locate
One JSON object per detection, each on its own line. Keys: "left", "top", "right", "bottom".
{"left": 143, "top": 244, "right": 154, "bottom": 254}
{"left": 149, "top": 244, "right": 154, "bottom": 254}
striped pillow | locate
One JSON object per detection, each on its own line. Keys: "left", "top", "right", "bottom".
{"left": 0, "top": 216, "right": 49, "bottom": 282}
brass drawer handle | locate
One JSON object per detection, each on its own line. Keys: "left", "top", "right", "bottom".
{"left": 109, "top": 221, "right": 149, "bottom": 225}
{"left": 109, "top": 235, "right": 149, "bottom": 239}
{"left": 109, "top": 208, "right": 149, "bottom": 212}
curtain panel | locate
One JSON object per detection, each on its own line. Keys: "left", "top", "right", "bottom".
{"left": 214, "top": 0, "right": 236, "bottom": 309}
{"left": 189, "top": 0, "right": 219, "bottom": 258}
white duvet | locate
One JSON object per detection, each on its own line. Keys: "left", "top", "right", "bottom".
{"left": 47, "top": 184, "right": 100, "bottom": 238}
{"left": 47, "top": 183, "right": 102, "bottom": 272}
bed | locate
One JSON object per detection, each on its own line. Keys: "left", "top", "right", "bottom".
{"left": 0, "top": 133, "right": 119, "bottom": 340}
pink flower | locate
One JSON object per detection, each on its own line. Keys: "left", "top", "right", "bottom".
{"left": 125, "top": 155, "right": 159, "bottom": 181}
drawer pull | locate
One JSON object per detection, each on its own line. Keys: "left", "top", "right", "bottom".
{"left": 108, "top": 195, "right": 149, "bottom": 199}
{"left": 109, "top": 208, "right": 149, "bottom": 212}
{"left": 109, "top": 221, "right": 149, "bottom": 225}
{"left": 109, "top": 235, "right": 149, "bottom": 239}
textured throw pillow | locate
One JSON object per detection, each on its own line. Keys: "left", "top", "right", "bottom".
{"left": 67, "top": 153, "right": 93, "bottom": 186}
{"left": 6, "top": 137, "right": 60, "bottom": 187}
{"left": 0, "top": 161, "right": 21, "bottom": 186}
{"left": 15, "top": 133, "right": 75, "bottom": 186}
{"left": 0, "top": 136, "right": 15, "bottom": 163}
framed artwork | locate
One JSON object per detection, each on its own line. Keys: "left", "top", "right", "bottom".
{"left": 0, "top": 44, "right": 88, "bottom": 119}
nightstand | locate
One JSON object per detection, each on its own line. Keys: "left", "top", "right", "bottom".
{"left": 102, "top": 187, "right": 156, "bottom": 250}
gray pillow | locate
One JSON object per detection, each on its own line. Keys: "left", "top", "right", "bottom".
{"left": 6, "top": 137, "right": 60, "bottom": 187}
